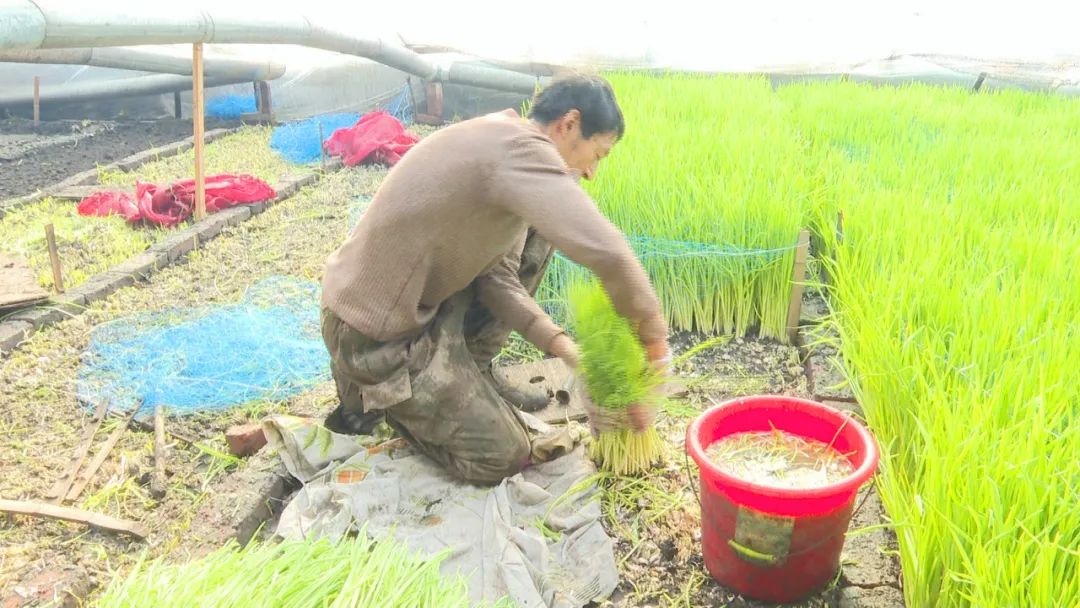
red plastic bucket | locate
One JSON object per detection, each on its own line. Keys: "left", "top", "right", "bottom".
{"left": 686, "top": 395, "right": 879, "bottom": 603}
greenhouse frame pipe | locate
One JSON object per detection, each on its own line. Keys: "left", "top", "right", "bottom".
{"left": 0, "top": 1, "right": 548, "bottom": 94}
{"left": 0, "top": 72, "right": 252, "bottom": 107}
{"left": 0, "top": 47, "right": 286, "bottom": 80}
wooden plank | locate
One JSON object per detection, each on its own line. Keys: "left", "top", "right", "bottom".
{"left": 46, "top": 399, "right": 109, "bottom": 504}
{"left": 44, "top": 224, "right": 63, "bottom": 294}
{"left": 64, "top": 403, "right": 140, "bottom": 503}
{"left": 786, "top": 229, "right": 812, "bottom": 345}
{"left": 0, "top": 499, "right": 147, "bottom": 540}
{"left": 497, "top": 358, "right": 590, "bottom": 424}
{"left": 0, "top": 253, "right": 49, "bottom": 310}
{"left": 192, "top": 43, "right": 206, "bottom": 222}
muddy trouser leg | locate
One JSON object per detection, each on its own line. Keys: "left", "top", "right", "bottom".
{"left": 463, "top": 228, "right": 554, "bottom": 367}
{"left": 382, "top": 290, "right": 536, "bottom": 484}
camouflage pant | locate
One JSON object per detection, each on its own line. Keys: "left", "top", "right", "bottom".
{"left": 320, "top": 230, "right": 567, "bottom": 484}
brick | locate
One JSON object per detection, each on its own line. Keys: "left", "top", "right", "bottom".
{"left": 49, "top": 292, "right": 88, "bottom": 316}
{"left": 247, "top": 201, "right": 267, "bottom": 215}
{"left": 226, "top": 423, "right": 268, "bottom": 457}
{"left": 71, "top": 272, "right": 135, "bottom": 304}
{"left": 110, "top": 251, "right": 167, "bottom": 281}
{"left": 7, "top": 306, "right": 70, "bottom": 330}
{"left": 150, "top": 231, "right": 199, "bottom": 262}
{"left": 188, "top": 452, "right": 296, "bottom": 548}
{"left": 0, "top": 321, "right": 34, "bottom": 354}
{"left": 194, "top": 215, "right": 230, "bottom": 243}
{"left": 219, "top": 206, "right": 252, "bottom": 227}
{"left": 838, "top": 586, "right": 904, "bottom": 608}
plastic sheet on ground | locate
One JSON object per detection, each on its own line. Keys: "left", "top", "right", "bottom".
{"left": 264, "top": 414, "right": 619, "bottom": 608}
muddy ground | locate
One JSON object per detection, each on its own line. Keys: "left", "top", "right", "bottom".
{"left": 0, "top": 128, "right": 902, "bottom": 607}
{"left": 0, "top": 117, "right": 236, "bottom": 201}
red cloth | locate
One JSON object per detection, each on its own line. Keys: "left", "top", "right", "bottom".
{"left": 323, "top": 111, "right": 418, "bottom": 167}
{"left": 77, "top": 174, "right": 276, "bottom": 227}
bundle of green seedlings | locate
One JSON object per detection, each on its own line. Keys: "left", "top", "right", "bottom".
{"left": 92, "top": 531, "right": 510, "bottom": 607}
{"left": 779, "top": 80, "right": 1080, "bottom": 606}
{"left": 568, "top": 279, "right": 665, "bottom": 474}
{"left": 542, "top": 72, "right": 824, "bottom": 342}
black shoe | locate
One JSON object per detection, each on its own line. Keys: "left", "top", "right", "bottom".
{"left": 324, "top": 404, "right": 384, "bottom": 436}
{"left": 485, "top": 367, "right": 550, "bottom": 413}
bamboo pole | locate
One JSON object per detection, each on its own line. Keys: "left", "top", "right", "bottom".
{"left": 785, "top": 230, "right": 812, "bottom": 345}
{"left": 192, "top": 43, "right": 206, "bottom": 221}
{"left": 33, "top": 76, "right": 41, "bottom": 126}
{"left": 44, "top": 223, "right": 63, "bottom": 294}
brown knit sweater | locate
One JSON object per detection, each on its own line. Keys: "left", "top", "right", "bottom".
{"left": 321, "top": 109, "right": 666, "bottom": 352}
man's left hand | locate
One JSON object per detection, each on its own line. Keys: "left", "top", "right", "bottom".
{"left": 548, "top": 333, "right": 580, "bottom": 369}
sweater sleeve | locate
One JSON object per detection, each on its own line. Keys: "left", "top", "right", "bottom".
{"left": 474, "top": 231, "right": 566, "bottom": 352}
{"left": 486, "top": 128, "right": 668, "bottom": 345}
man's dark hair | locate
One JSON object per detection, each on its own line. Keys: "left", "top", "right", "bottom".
{"left": 527, "top": 74, "right": 625, "bottom": 139}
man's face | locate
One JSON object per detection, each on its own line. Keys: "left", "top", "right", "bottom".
{"left": 549, "top": 110, "right": 618, "bottom": 181}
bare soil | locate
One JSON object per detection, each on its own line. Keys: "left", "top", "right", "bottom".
{"left": 0, "top": 117, "right": 236, "bottom": 201}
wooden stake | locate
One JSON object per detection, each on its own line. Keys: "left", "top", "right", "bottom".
{"left": 173, "top": 91, "right": 182, "bottom": 119}
{"left": 318, "top": 121, "right": 326, "bottom": 171}
{"left": 0, "top": 499, "right": 148, "bottom": 540}
{"left": 257, "top": 81, "right": 272, "bottom": 116}
{"left": 192, "top": 43, "right": 206, "bottom": 222}
{"left": 46, "top": 399, "right": 109, "bottom": 504}
{"left": 150, "top": 405, "right": 168, "bottom": 499}
{"left": 33, "top": 76, "right": 41, "bottom": 126}
{"left": 972, "top": 72, "right": 987, "bottom": 92}
{"left": 785, "top": 229, "right": 812, "bottom": 345}
{"left": 44, "top": 223, "right": 63, "bottom": 294}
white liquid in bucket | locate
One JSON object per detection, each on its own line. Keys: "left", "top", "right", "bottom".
{"left": 705, "top": 430, "right": 855, "bottom": 489}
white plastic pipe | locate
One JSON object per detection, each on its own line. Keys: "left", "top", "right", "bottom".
{"left": 0, "top": 47, "right": 285, "bottom": 80}
{"left": 0, "top": 72, "right": 252, "bottom": 106}
{"left": 0, "top": 1, "right": 547, "bottom": 94}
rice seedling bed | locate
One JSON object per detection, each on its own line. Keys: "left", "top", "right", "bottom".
{"left": 0, "top": 127, "right": 309, "bottom": 295}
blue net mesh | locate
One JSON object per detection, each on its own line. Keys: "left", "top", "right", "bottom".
{"left": 76, "top": 277, "right": 330, "bottom": 418}
{"left": 270, "top": 83, "right": 414, "bottom": 165}
{"left": 205, "top": 94, "right": 257, "bottom": 119}
{"left": 270, "top": 112, "right": 362, "bottom": 165}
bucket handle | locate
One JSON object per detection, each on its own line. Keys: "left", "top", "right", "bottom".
{"left": 727, "top": 539, "right": 782, "bottom": 567}
{"left": 683, "top": 451, "right": 876, "bottom": 564}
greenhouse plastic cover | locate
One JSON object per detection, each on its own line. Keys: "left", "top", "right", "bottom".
{"left": 2, "top": 1, "right": 1079, "bottom": 121}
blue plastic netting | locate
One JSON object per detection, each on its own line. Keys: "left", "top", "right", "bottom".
{"left": 205, "top": 94, "right": 257, "bottom": 119}
{"left": 269, "top": 83, "right": 413, "bottom": 165}
{"left": 76, "top": 277, "right": 330, "bottom": 417}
